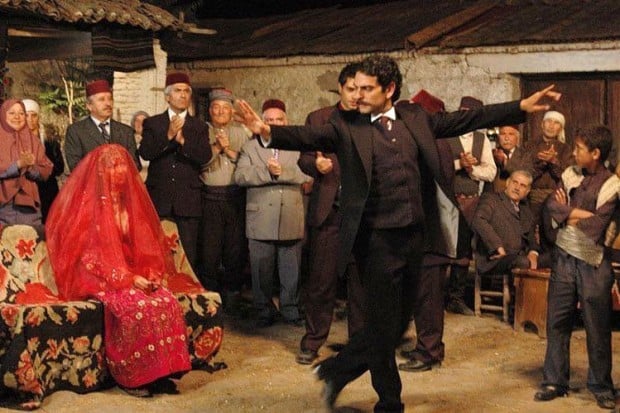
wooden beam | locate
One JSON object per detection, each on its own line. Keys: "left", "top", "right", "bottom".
{"left": 406, "top": 0, "right": 499, "bottom": 50}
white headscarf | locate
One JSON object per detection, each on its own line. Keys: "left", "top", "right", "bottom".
{"left": 543, "top": 111, "right": 565, "bottom": 143}
{"left": 22, "top": 98, "right": 45, "bottom": 144}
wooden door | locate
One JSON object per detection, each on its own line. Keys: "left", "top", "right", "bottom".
{"left": 521, "top": 76, "right": 607, "bottom": 148}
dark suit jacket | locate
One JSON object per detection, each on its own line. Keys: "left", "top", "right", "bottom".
{"left": 492, "top": 145, "right": 533, "bottom": 193}
{"left": 269, "top": 100, "right": 526, "bottom": 275}
{"left": 64, "top": 117, "right": 140, "bottom": 171}
{"left": 471, "top": 191, "right": 538, "bottom": 273}
{"left": 298, "top": 105, "right": 341, "bottom": 227}
{"left": 139, "top": 111, "right": 212, "bottom": 218}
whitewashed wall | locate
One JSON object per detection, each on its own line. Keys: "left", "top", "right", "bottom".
{"left": 113, "top": 40, "right": 168, "bottom": 125}
{"left": 166, "top": 41, "right": 620, "bottom": 124}
{"left": 9, "top": 40, "right": 620, "bottom": 131}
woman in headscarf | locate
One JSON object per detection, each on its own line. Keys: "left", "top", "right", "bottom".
{"left": 23, "top": 98, "right": 65, "bottom": 223}
{"left": 0, "top": 99, "right": 53, "bottom": 226}
{"left": 45, "top": 144, "right": 204, "bottom": 396}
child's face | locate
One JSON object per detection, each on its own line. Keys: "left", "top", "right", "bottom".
{"left": 572, "top": 137, "right": 599, "bottom": 169}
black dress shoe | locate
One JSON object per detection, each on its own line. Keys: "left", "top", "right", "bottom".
{"left": 326, "top": 342, "right": 346, "bottom": 352}
{"left": 314, "top": 358, "right": 345, "bottom": 409}
{"left": 595, "top": 393, "right": 617, "bottom": 410}
{"left": 256, "top": 316, "right": 275, "bottom": 328}
{"left": 534, "top": 385, "right": 568, "bottom": 401}
{"left": 399, "top": 348, "right": 421, "bottom": 360}
{"left": 121, "top": 385, "right": 153, "bottom": 398}
{"left": 149, "top": 378, "right": 179, "bottom": 395}
{"left": 296, "top": 348, "right": 318, "bottom": 365}
{"left": 445, "top": 299, "right": 474, "bottom": 316}
{"left": 285, "top": 318, "right": 305, "bottom": 327}
{"left": 398, "top": 358, "right": 441, "bottom": 372}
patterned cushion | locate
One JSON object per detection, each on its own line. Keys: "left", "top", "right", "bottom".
{"left": 0, "top": 223, "right": 223, "bottom": 410}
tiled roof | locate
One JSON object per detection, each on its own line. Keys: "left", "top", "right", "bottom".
{"left": 0, "top": 0, "right": 183, "bottom": 31}
{"left": 163, "top": 0, "right": 620, "bottom": 61}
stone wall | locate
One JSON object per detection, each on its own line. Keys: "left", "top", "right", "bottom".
{"left": 168, "top": 41, "right": 620, "bottom": 124}
{"left": 113, "top": 40, "right": 168, "bottom": 125}
{"left": 7, "top": 40, "right": 620, "bottom": 132}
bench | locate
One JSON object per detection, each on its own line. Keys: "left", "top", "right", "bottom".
{"left": 0, "top": 221, "right": 223, "bottom": 409}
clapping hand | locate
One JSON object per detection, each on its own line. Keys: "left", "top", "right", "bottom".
{"left": 168, "top": 115, "right": 185, "bottom": 141}
{"left": 267, "top": 157, "right": 282, "bottom": 177}
{"left": 17, "top": 151, "right": 35, "bottom": 169}
{"left": 459, "top": 152, "right": 478, "bottom": 173}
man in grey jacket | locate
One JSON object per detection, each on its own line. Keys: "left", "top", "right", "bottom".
{"left": 234, "top": 99, "right": 311, "bottom": 328}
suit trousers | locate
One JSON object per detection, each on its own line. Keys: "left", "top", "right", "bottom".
{"left": 169, "top": 215, "right": 200, "bottom": 273}
{"left": 300, "top": 206, "right": 365, "bottom": 352}
{"left": 329, "top": 225, "right": 423, "bottom": 413}
{"left": 411, "top": 263, "right": 448, "bottom": 363}
{"left": 542, "top": 248, "right": 615, "bottom": 397}
{"left": 199, "top": 195, "right": 247, "bottom": 292}
{"left": 248, "top": 238, "right": 302, "bottom": 321}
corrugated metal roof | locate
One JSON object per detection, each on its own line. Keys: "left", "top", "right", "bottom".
{"left": 0, "top": 0, "right": 183, "bottom": 31}
{"left": 163, "top": 0, "right": 620, "bottom": 61}
{"left": 436, "top": 0, "right": 620, "bottom": 48}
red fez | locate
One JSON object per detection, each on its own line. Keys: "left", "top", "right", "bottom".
{"left": 86, "top": 79, "right": 112, "bottom": 97}
{"left": 262, "top": 99, "right": 286, "bottom": 113}
{"left": 459, "top": 96, "right": 483, "bottom": 110}
{"left": 410, "top": 89, "right": 445, "bottom": 114}
{"left": 165, "top": 72, "right": 191, "bottom": 87}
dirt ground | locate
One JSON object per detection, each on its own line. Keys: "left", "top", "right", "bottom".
{"left": 5, "top": 299, "right": 620, "bottom": 413}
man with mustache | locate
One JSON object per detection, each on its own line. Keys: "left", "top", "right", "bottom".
{"left": 234, "top": 55, "right": 560, "bottom": 412}
{"left": 64, "top": 79, "right": 140, "bottom": 172}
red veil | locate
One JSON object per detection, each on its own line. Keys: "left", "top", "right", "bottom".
{"left": 46, "top": 144, "right": 201, "bottom": 300}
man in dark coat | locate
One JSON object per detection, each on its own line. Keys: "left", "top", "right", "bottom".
{"left": 139, "top": 73, "right": 212, "bottom": 271}
{"left": 296, "top": 62, "right": 365, "bottom": 365}
{"left": 235, "top": 55, "right": 560, "bottom": 413}
{"left": 472, "top": 169, "right": 542, "bottom": 274}
{"left": 64, "top": 79, "right": 140, "bottom": 172}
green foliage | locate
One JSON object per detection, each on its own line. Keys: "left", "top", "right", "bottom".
{"left": 38, "top": 85, "right": 88, "bottom": 119}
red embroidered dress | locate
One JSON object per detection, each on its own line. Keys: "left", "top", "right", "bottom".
{"left": 46, "top": 144, "right": 202, "bottom": 388}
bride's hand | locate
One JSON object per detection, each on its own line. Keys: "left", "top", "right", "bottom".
{"left": 133, "top": 275, "right": 152, "bottom": 291}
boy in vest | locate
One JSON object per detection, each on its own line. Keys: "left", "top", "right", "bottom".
{"left": 534, "top": 125, "right": 619, "bottom": 410}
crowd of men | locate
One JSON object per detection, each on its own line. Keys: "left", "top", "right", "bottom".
{"left": 10, "top": 54, "right": 620, "bottom": 412}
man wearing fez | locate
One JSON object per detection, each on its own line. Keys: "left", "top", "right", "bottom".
{"left": 139, "top": 73, "right": 211, "bottom": 272}
{"left": 234, "top": 54, "right": 559, "bottom": 412}
{"left": 444, "top": 96, "right": 497, "bottom": 316}
{"left": 64, "top": 79, "right": 140, "bottom": 171}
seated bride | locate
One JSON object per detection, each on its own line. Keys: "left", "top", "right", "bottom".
{"left": 45, "top": 144, "right": 205, "bottom": 396}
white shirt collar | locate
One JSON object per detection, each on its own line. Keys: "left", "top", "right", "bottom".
{"left": 91, "top": 115, "right": 110, "bottom": 126}
{"left": 370, "top": 107, "right": 396, "bottom": 124}
{"left": 168, "top": 108, "right": 188, "bottom": 120}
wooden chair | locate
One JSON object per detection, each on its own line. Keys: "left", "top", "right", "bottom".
{"left": 474, "top": 269, "right": 511, "bottom": 323}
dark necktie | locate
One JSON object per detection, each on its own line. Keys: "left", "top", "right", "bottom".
{"left": 99, "top": 121, "right": 111, "bottom": 143}
{"left": 376, "top": 116, "right": 392, "bottom": 131}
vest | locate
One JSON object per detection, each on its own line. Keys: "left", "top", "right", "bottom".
{"left": 448, "top": 131, "right": 485, "bottom": 196}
